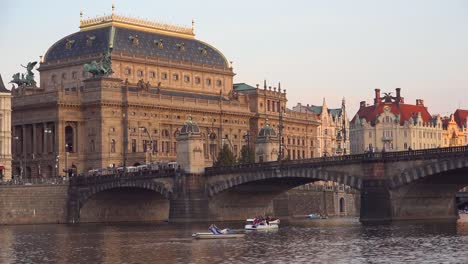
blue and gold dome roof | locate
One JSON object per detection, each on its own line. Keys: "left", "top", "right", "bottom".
{"left": 44, "top": 14, "right": 229, "bottom": 68}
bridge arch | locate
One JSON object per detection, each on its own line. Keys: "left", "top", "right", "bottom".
{"left": 208, "top": 167, "right": 362, "bottom": 197}
{"left": 72, "top": 181, "right": 172, "bottom": 223}
{"left": 389, "top": 158, "right": 468, "bottom": 189}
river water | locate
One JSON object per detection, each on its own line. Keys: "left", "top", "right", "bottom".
{"left": 1, "top": 218, "right": 468, "bottom": 264}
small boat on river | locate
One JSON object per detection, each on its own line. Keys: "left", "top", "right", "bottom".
{"left": 193, "top": 224, "right": 244, "bottom": 239}
{"left": 306, "top": 213, "right": 327, "bottom": 219}
{"left": 192, "top": 232, "right": 245, "bottom": 239}
{"left": 245, "top": 218, "right": 280, "bottom": 230}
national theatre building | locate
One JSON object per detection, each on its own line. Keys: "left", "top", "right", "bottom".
{"left": 11, "top": 12, "right": 325, "bottom": 178}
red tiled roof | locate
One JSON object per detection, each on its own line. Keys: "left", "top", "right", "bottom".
{"left": 352, "top": 102, "right": 432, "bottom": 126}
{"left": 454, "top": 109, "right": 468, "bottom": 128}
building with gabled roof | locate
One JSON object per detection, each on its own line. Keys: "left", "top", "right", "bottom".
{"left": 292, "top": 97, "right": 350, "bottom": 156}
{"left": 350, "top": 88, "right": 444, "bottom": 153}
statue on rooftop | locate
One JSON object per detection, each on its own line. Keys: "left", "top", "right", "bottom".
{"left": 10, "top": 61, "right": 37, "bottom": 87}
{"left": 83, "top": 51, "right": 114, "bottom": 77}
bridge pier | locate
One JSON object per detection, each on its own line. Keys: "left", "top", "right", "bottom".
{"left": 360, "top": 180, "right": 392, "bottom": 223}
{"left": 169, "top": 173, "right": 210, "bottom": 222}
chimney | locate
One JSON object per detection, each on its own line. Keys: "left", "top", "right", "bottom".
{"left": 374, "top": 88, "right": 381, "bottom": 105}
{"left": 360, "top": 101, "right": 366, "bottom": 108}
{"left": 416, "top": 99, "right": 424, "bottom": 106}
{"left": 395, "top": 88, "right": 401, "bottom": 103}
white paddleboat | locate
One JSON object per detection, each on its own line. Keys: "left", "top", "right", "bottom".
{"left": 192, "top": 232, "right": 245, "bottom": 239}
{"left": 245, "top": 218, "right": 280, "bottom": 230}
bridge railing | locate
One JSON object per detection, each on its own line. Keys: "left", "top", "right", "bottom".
{"left": 69, "top": 169, "right": 176, "bottom": 186}
{"left": 0, "top": 177, "right": 68, "bottom": 186}
{"left": 205, "top": 146, "right": 468, "bottom": 175}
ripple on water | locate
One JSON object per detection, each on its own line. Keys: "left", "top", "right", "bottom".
{"left": 0, "top": 219, "right": 468, "bottom": 263}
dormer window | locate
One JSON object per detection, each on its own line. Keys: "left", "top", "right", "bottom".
{"left": 154, "top": 39, "right": 164, "bottom": 49}
{"left": 65, "top": 39, "right": 75, "bottom": 50}
{"left": 86, "top": 35, "right": 95, "bottom": 47}
{"left": 198, "top": 46, "right": 208, "bottom": 56}
{"left": 176, "top": 43, "right": 186, "bottom": 52}
{"left": 129, "top": 35, "right": 139, "bottom": 46}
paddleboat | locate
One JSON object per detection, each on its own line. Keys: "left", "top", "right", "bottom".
{"left": 245, "top": 218, "right": 280, "bottom": 230}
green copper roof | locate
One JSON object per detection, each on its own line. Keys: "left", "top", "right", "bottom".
{"left": 233, "top": 83, "right": 256, "bottom": 91}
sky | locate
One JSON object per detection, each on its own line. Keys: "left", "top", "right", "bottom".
{"left": 1, "top": 0, "right": 468, "bottom": 116}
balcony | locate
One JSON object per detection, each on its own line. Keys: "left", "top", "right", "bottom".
{"left": 382, "top": 136, "right": 393, "bottom": 142}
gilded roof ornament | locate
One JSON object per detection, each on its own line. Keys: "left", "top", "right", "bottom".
{"left": 80, "top": 13, "right": 195, "bottom": 39}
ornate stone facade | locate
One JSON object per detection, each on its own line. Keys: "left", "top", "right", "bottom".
{"left": 0, "top": 75, "right": 12, "bottom": 180}
{"left": 11, "top": 13, "right": 320, "bottom": 178}
{"left": 350, "top": 88, "right": 468, "bottom": 153}
{"left": 292, "top": 98, "right": 350, "bottom": 156}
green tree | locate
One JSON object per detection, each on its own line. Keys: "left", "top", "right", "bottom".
{"left": 214, "top": 144, "right": 237, "bottom": 167}
{"left": 238, "top": 145, "right": 255, "bottom": 164}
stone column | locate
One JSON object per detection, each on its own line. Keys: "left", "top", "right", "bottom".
{"left": 43, "top": 123, "right": 48, "bottom": 154}
{"left": 32, "top": 124, "right": 37, "bottom": 156}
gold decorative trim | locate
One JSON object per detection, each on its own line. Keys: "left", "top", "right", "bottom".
{"left": 80, "top": 14, "right": 195, "bottom": 39}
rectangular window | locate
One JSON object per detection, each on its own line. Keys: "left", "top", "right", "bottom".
{"left": 173, "top": 74, "right": 179, "bottom": 81}
{"left": 131, "top": 139, "right": 136, "bottom": 153}
{"left": 153, "top": 140, "right": 158, "bottom": 153}
{"left": 143, "top": 140, "right": 148, "bottom": 152}
{"left": 272, "top": 101, "right": 276, "bottom": 112}
{"left": 161, "top": 73, "right": 168, "bottom": 80}
{"left": 267, "top": 100, "right": 271, "bottom": 111}
{"left": 184, "top": 75, "right": 190, "bottom": 83}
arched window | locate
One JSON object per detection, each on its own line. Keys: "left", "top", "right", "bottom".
{"left": 65, "top": 125, "right": 74, "bottom": 152}
{"left": 111, "top": 139, "right": 116, "bottom": 153}
{"left": 339, "top": 197, "right": 345, "bottom": 213}
{"left": 90, "top": 139, "right": 95, "bottom": 152}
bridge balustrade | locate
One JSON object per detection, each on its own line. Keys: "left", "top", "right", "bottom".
{"left": 205, "top": 146, "right": 468, "bottom": 175}
{"left": 0, "top": 177, "right": 68, "bottom": 186}
{"left": 70, "top": 169, "right": 176, "bottom": 186}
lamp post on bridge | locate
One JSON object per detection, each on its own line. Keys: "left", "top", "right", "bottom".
{"left": 139, "top": 126, "right": 153, "bottom": 164}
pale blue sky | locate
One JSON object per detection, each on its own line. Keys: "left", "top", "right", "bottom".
{"left": 1, "top": 0, "right": 468, "bottom": 116}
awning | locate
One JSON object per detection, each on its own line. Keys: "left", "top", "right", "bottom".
{"left": 0, "top": 166, "right": 5, "bottom": 170}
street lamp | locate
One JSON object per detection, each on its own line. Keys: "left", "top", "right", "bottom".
{"left": 139, "top": 126, "right": 153, "bottom": 164}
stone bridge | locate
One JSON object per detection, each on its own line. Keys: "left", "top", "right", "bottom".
{"left": 67, "top": 146, "right": 468, "bottom": 223}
